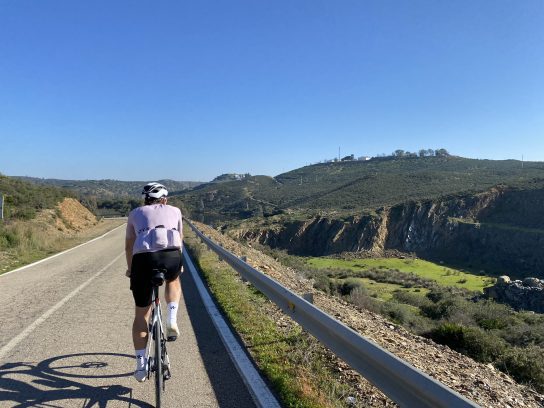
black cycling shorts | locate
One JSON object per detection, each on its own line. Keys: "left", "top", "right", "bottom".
{"left": 130, "top": 248, "right": 182, "bottom": 307}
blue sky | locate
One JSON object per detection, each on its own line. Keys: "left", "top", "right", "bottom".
{"left": 1, "top": 1, "right": 543, "bottom": 182}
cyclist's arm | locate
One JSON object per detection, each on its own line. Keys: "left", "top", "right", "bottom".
{"left": 125, "top": 236, "right": 135, "bottom": 273}
{"left": 178, "top": 213, "right": 183, "bottom": 251}
{"left": 125, "top": 217, "right": 136, "bottom": 276}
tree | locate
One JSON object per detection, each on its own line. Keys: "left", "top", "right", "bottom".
{"left": 394, "top": 149, "right": 405, "bottom": 157}
{"left": 435, "top": 148, "right": 450, "bottom": 157}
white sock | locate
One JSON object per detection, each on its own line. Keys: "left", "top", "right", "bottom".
{"left": 167, "top": 302, "right": 178, "bottom": 325}
{"left": 135, "top": 348, "right": 146, "bottom": 370}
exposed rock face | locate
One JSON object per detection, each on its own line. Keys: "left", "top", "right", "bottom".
{"left": 484, "top": 275, "right": 544, "bottom": 313}
{"left": 231, "top": 187, "right": 544, "bottom": 278}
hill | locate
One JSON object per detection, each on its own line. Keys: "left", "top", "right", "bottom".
{"left": 173, "top": 156, "right": 544, "bottom": 222}
{"left": 0, "top": 174, "right": 73, "bottom": 220}
{"left": 15, "top": 177, "right": 202, "bottom": 198}
{"left": 0, "top": 174, "right": 126, "bottom": 273}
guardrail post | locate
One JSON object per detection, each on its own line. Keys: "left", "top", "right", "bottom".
{"left": 303, "top": 293, "right": 314, "bottom": 304}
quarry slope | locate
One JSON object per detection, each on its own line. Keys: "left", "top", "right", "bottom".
{"left": 231, "top": 186, "right": 544, "bottom": 279}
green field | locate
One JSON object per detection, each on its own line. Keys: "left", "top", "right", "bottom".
{"left": 332, "top": 276, "right": 430, "bottom": 302}
{"left": 307, "top": 257, "right": 495, "bottom": 292}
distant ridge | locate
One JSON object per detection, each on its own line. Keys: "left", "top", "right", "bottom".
{"left": 14, "top": 177, "right": 203, "bottom": 198}
{"left": 173, "top": 156, "right": 544, "bottom": 221}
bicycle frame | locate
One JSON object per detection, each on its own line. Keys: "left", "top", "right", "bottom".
{"left": 147, "top": 283, "right": 171, "bottom": 407}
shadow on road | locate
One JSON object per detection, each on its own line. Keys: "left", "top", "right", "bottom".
{"left": 0, "top": 352, "right": 152, "bottom": 407}
{"left": 181, "top": 263, "right": 258, "bottom": 408}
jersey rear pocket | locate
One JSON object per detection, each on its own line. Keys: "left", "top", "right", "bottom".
{"left": 167, "top": 229, "right": 182, "bottom": 248}
{"left": 151, "top": 227, "right": 168, "bottom": 248}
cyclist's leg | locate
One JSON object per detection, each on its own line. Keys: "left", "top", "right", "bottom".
{"left": 161, "top": 250, "right": 182, "bottom": 339}
{"left": 165, "top": 277, "right": 181, "bottom": 304}
{"left": 133, "top": 305, "right": 152, "bottom": 349}
{"left": 130, "top": 252, "right": 155, "bottom": 381}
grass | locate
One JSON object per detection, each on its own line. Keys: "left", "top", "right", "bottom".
{"left": 450, "top": 217, "right": 544, "bottom": 235}
{"left": 0, "top": 218, "right": 124, "bottom": 275}
{"left": 183, "top": 227, "right": 363, "bottom": 408}
{"left": 253, "top": 241, "right": 544, "bottom": 394}
{"left": 350, "top": 277, "right": 429, "bottom": 301}
{"left": 307, "top": 257, "right": 494, "bottom": 292}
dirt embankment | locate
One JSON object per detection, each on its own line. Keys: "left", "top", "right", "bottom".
{"left": 192, "top": 220, "right": 544, "bottom": 408}
{"left": 0, "top": 198, "right": 125, "bottom": 274}
{"left": 55, "top": 197, "right": 98, "bottom": 231}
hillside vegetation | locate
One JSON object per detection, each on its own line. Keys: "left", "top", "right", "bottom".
{"left": 0, "top": 174, "right": 73, "bottom": 220}
{"left": 188, "top": 221, "right": 544, "bottom": 407}
{"left": 16, "top": 177, "right": 202, "bottom": 198}
{"left": 298, "top": 256, "right": 544, "bottom": 393}
{"left": 174, "top": 156, "right": 544, "bottom": 221}
{"left": 0, "top": 174, "right": 126, "bottom": 274}
{"left": 15, "top": 177, "right": 202, "bottom": 216}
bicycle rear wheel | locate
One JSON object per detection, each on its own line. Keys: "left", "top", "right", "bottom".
{"left": 154, "top": 320, "right": 163, "bottom": 407}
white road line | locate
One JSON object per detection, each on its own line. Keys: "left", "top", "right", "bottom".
{"left": 183, "top": 251, "right": 281, "bottom": 408}
{"left": 0, "top": 224, "right": 126, "bottom": 278}
{"left": 0, "top": 252, "right": 124, "bottom": 360}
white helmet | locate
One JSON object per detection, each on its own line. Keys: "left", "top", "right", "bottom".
{"left": 142, "top": 182, "right": 168, "bottom": 199}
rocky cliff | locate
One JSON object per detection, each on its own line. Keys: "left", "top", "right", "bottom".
{"left": 484, "top": 276, "right": 544, "bottom": 313}
{"left": 231, "top": 187, "right": 544, "bottom": 278}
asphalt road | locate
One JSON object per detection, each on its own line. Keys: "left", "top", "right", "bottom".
{"left": 0, "top": 225, "right": 257, "bottom": 407}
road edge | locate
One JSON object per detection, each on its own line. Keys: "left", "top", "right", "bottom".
{"left": 0, "top": 223, "right": 126, "bottom": 279}
{"left": 183, "top": 250, "right": 282, "bottom": 408}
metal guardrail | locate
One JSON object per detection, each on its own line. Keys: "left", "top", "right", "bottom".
{"left": 187, "top": 220, "right": 480, "bottom": 408}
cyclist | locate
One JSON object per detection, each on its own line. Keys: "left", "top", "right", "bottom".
{"left": 125, "top": 182, "right": 183, "bottom": 382}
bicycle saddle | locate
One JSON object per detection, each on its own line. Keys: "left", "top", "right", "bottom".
{"left": 151, "top": 269, "right": 166, "bottom": 286}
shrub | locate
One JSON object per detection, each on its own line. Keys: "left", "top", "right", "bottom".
{"left": 350, "top": 288, "right": 381, "bottom": 313}
{"left": 381, "top": 301, "right": 414, "bottom": 325}
{"left": 0, "top": 227, "right": 20, "bottom": 248}
{"left": 421, "top": 296, "right": 465, "bottom": 320}
{"left": 428, "top": 323, "right": 507, "bottom": 363}
{"left": 337, "top": 278, "right": 363, "bottom": 296}
{"left": 392, "top": 290, "right": 433, "bottom": 308}
{"left": 312, "top": 273, "right": 331, "bottom": 294}
{"left": 472, "top": 300, "right": 512, "bottom": 331}
{"left": 496, "top": 346, "right": 544, "bottom": 392}
{"left": 500, "top": 322, "right": 544, "bottom": 348}
{"left": 426, "top": 286, "right": 470, "bottom": 303}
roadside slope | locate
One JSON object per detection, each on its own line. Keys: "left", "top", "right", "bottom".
{"left": 0, "top": 198, "right": 124, "bottom": 274}
{"left": 192, "top": 221, "right": 544, "bottom": 407}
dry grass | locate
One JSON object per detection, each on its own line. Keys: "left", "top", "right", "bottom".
{"left": 0, "top": 204, "right": 124, "bottom": 274}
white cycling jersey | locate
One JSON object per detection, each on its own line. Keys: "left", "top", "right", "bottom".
{"left": 126, "top": 204, "right": 183, "bottom": 254}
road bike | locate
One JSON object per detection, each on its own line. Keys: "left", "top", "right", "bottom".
{"left": 147, "top": 269, "right": 172, "bottom": 407}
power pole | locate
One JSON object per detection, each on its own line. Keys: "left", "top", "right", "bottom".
{"left": 338, "top": 146, "right": 341, "bottom": 161}
{"left": 522, "top": 154, "right": 524, "bottom": 169}
{"left": 0, "top": 194, "right": 4, "bottom": 220}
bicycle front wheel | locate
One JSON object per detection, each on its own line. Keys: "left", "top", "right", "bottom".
{"left": 154, "top": 321, "right": 163, "bottom": 407}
